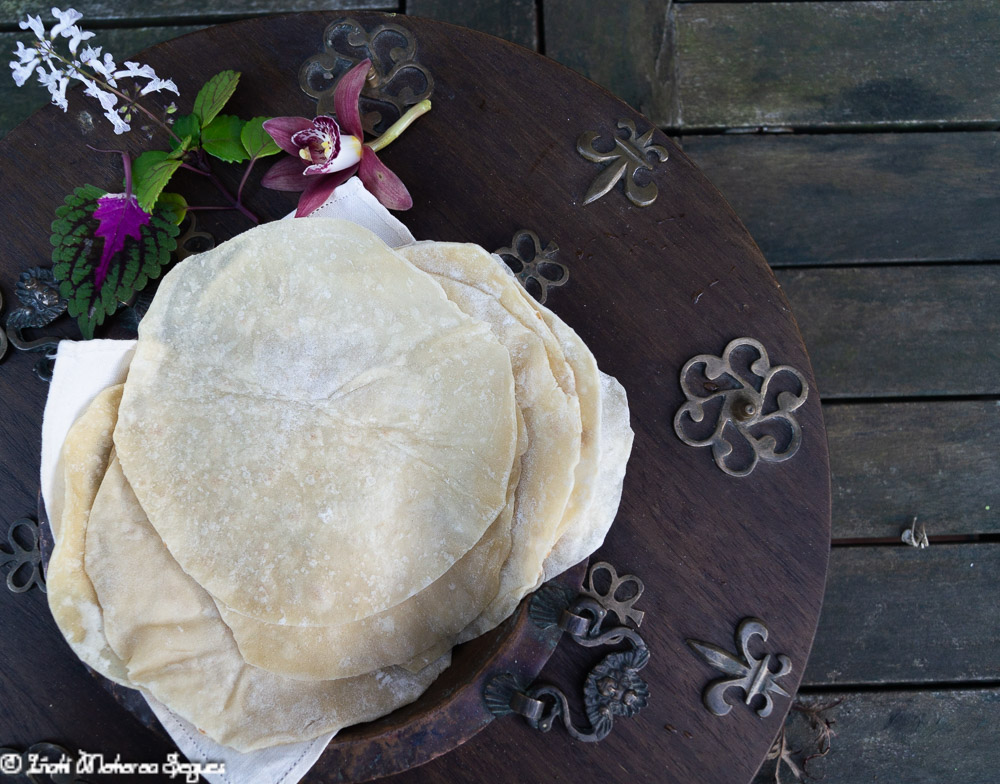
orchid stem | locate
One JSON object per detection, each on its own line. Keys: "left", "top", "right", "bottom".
{"left": 366, "top": 100, "right": 432, "bottom": 153}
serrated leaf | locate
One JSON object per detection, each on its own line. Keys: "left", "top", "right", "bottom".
{"left": 156, "top": 192, "right": 188, "bottom": 225}
{"left": 193, "top": 70, "right": 240, "bottom": 127}
{"left": 241, "top": 116, "right": 282, "bottom": 159}
{"left": 202, "top": 114, "right": 249, "bottom": 163}
{"left": 50, "top": 186, "right": 180, "bottom": 340}
{"left": 133, "top": 151, "right": 183, "bottom": 213}
{"left": 170, "top": 113, "right": 200, "bottom": 151}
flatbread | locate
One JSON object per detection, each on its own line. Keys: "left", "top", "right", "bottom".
{"left": 543, "top": 371, "right": 633, "bottom": 580}
{"left": 46, "top": 384, "right": 130, "bottom": 686}
{"left": 114, "top": 219, "right": 519, "bottom": 627}
{"left": 397, "top": 242, "right": 583, "bottom": 630}
{"left": 85, "top": 454, "right": 450, "bottom": 752}
{"left": 218, "top": 408, "right": 526, "bottom": 680}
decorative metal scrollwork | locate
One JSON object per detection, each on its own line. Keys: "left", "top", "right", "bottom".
{"left": 1, "top": 517, "right": 46, "bottom": 594}
{"left": 174, "top": 213, "right": 215, "bottom": 263}
{"left": 485, "top": 561, "right": 649, "bottom": 742}
{"left": 687, "top": 617, "right": 792, "bottom": 718}
{"left": 300, "top": 17, "right": 433, "bottom": 136}
{"left": 494, "top": 230, "right": 568, "bottom": 305}
{"left": 1, "top": 268, "right": 67, "bottom": 380}
{"left": 577, "top": 119, "right": 669, "bottom": 207}
{"left": 580, "top": 561, "right": 645, "bottom": 627}
{"left": 673, "top": 337, "right": 809, "bottom": 477}
{"left": 0, "top": 742, "right": 84, "bottom": 782}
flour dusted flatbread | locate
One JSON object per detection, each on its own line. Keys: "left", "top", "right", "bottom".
{"left": 85, "top": 455, "right": 450, "bottom": 752}
{"left": 114, "top": 219, "right": 519, "bottom": 627}
{"left": 397, "top": 242, "right": 582, "bottom": 630}
{"left": 46, "top": 384, "right": 130, "bottom": 686}
{"left": 543, "top": 371, "right": 633, "bottom": 580}
{"left": 218, "top": 408, "right": 526, "bottom": 680}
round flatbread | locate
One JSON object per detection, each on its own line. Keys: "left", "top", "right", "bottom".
{"left": 46, "top": 384, "right": 130, "bottom": 686}
{"left": 85, "top": 454, "right": 450, "bottom": 752}
{"left": 396, "top": 242, "right": 583, "bottom": 634}
{"left": 114, "top": 219, "right": 519, "bottom": 627}
{"left": 218, "top": 407, "right": 526, "bottom": 680}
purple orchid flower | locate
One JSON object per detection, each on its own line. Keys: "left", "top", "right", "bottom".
{"left": 261, "top": 58, "right": 427, "bottom": 216}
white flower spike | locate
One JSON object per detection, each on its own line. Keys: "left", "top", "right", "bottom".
{"left": 9, "top": 7, "right": 178, "bottom": 134}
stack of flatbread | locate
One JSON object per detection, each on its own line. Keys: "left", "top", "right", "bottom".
{"left": 45, "top": 219, "right": 633, "bottom": 752}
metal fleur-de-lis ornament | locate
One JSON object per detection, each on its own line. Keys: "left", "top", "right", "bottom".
{"left": 577, "top": 119, "right": 669, "bottom": 207}
{"left": 687, "top": 618, "right": 792, "bottom": 718}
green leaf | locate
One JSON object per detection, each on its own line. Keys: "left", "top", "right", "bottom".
{"left": 51, "top": 185, "right": 180, "bottom": 339}
{"left": 193, "top": 70, "right": 240, "bottom": 127}
{"left": 241, "top": 116, "right": 282, "bottom": 159}
{"left": 156, "top": 192, "right": 188, "bottom": 225}
{"left": 133, "top": 151, "right": 183, "bottom": 213}
{"left": 170, "top": 113, "right": 200, "bottom": 151}
{"left": 202, "top": 114, "right": 249, "bottom": 163}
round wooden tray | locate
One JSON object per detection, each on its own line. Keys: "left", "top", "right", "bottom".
{"left": 0, "top": 12, "right": 831, "bottom": 784}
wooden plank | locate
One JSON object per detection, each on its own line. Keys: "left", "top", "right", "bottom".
{"left": 543, "top": 0, "right": 676, "bottom": 124}
{"left": 753, "top": 688, "right": 1000, "bottom": 784}
{"left": 674, "top": 0, "right": 1000, "bottom": 130}
{"left": 1, "top": 26, "right": 205, "bottom": 138}
{"left": 804, "top": 544, "right": 1000, "bottom": 686}
{"left": 826, "top": 401, "right": 1000, "bottom": 540}
{"left": 0, "top": 1, "right": 394, "bottom": 25}
{"left": 774, "top": 265, "right": 1000, "bottom": 399}
{"left": 681, "top": 132, "right": 1000, "bottom": 266}
{"left": 407, "top": 0, "right": 537, "bottom": 50}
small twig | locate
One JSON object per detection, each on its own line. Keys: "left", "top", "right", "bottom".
{"left": 901, "top": 516, "right": 929, "bottom": 549}
{"left": 763, "top": 697, "right": 843, "bottom": 782}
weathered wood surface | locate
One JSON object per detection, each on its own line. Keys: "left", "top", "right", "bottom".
{"left": 407, "top": 0, "right": 537, "bottom": 50}
{"left": 805, "top": 544, "right": 1000, "bottom": 686}
{"left": 752, "top": 688, "right": 1000, "bottom": 784}
{"left": 0, "top": 0, "right": 395, "bottom": 25}
{"left": 774, "top": 265, "right": 1000, "bottom": 399}
{"left": 543, "top": 0, "right": 674, "bottom": 123}
{"left": 681, "top": 132, "right": 1000, "bottom": 267}
{"left": 0, "top": 26, "right": 204, "bottom": 137}
{"left": 673, "top": 0, "right": 1000, "bottom": 131}
{"left": 826, "top": 401, "right": 1000, "bottom": 540}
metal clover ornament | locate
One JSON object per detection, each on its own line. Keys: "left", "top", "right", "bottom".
{"left": 673, "top": 338, "right": 809, "bottom": 477}
{"left": 577, "top": 119, "right": 669, "bottom": 207}
{"left": 495, "top": 230, "right": 568, "bottom": 304}
{"left": 299, "top": 17, "right": 433, "bottom": 136}
{"left": 687, "top": 618, "right": 792, "bottom": 718}
{"left": 1, "top": 517, "right": 46, "bottom": 593}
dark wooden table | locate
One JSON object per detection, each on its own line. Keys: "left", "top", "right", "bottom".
{"left": 2, "top": 2, "right": 998, "bottom": 783}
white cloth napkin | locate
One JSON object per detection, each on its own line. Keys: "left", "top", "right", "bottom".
{"left": 39, "top": 178, "right": 418, "bottom": 784}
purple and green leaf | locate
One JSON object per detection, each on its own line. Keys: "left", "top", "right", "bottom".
{"left": 92, "top": 192, "right": 151, "bottom": 287}
{"left": 51, "top": 185, "right": 179, "bottom": 339}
